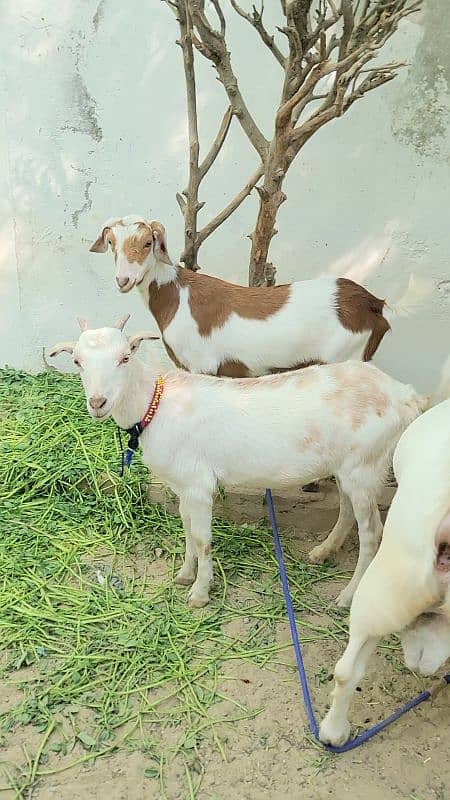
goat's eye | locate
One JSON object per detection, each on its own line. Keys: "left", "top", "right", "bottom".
{"left": 121, "top": 355, "right": 130, "bottom": 365}
{"left": 144, "top": 241, "right": 152, "bottom": 248}
{"left": 74, "top": 359, "right": 81, "bottom": 368}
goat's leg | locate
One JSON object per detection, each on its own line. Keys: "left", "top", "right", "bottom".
{"left": 321, "top": 567, "right": 434, "bottom": 746}
{"left": 309, "top": 478, "right": 355, "bottom": 563}
{"left": 320, "top": 630, "right": 378, "bottom": 746}
{"left": 175, "top": 497, "right": 197, "bottom": 586}
{"left": 335, "top": 491, "right": 382, "bottom": 608}
{"left": 183, "top": 494, "right": 214, "bottom": 608}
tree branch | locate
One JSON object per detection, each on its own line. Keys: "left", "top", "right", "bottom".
{"left": 338, "top": 0, "right": 355, "bottom": 62}
{"left": 343, "top": 63, "right": 404, "bottom": 110}
{"left": 229, "top": 1, "right": 286, "bottom": 67}
{"left": 211, "top": 0, "right": 226, "bottom": 35}
{"left": 189, "top": 0, "right": 269, "bottom": 162}
{"left": 197, "top": 163, "right": 264, "bottom": 245}
{"left": 199, "top": 106, "right": 234, "bottom": 179}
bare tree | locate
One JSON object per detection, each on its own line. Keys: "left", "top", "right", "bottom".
{"left": 164, "top": 0, "right": 420, "bottom": 284}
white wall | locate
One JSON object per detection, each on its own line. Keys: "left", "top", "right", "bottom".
{"left": 1, "top": 1, "right": 449, "bottom": 391}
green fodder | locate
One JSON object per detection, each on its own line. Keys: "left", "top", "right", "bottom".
{"left": 0, "top": 368, "right": 347, "bottom": 798}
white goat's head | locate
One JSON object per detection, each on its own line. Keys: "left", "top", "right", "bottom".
{"left": 49, "top": 315, "right": 159, "bottom": 420}
{"left": 89, "top": 215, "right": 173, "bottom": 293}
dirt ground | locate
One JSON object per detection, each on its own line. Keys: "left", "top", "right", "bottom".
{"left": 1, "top": 482, "right": 449, "bottom": 800}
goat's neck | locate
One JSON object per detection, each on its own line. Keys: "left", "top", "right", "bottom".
{"left": 112, "top": 358, "right": 159, "bottom": 430}
{"left": 140, "top": 260, "right": 179, "bottom": 293}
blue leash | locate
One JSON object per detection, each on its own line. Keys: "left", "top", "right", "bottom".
{"left": 265, "top": 488, "right": 450, "bottom": 754}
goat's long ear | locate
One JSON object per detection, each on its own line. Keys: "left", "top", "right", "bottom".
{"left": 128, "top": 331, "right": 160, "bottom": 353}
{"left": 151, "top": 221, "right": 173, "bottom": 266}
{"left": 90, "top": 225, "right": 111, "bottom": 253}
{"left": 114, "top": 314, "right": 130, "bottom": 332}
{"left": 48, "top": 342, "right": 76, "bottom": 358}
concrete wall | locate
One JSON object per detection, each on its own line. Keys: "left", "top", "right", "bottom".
{"left": 1, "top": 0, "right": 449, "bottom": 390}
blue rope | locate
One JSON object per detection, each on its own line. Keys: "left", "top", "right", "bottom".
{"left": 116, "top": 425, "right": 140, "bottom": 474}
{"left": 265, "top": 488, "right": 450, "bottom": 754}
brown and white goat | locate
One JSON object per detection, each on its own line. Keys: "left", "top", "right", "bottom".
{"left": 89, "top": 215, "right": 426, "bottom": 378}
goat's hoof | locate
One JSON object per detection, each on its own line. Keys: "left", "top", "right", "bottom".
{"left": 187, "top": 593, "right": 209, "bottom": 609}
{"left": 335, "top": 588, "right": 353, "bottom": 608}
{"left": 319, "top": 713, "right": 351, "bottom": 747}
{"left": 175, "top": 571, "right": 196, "bottom": 586}
{"left": 308, "top": 545, "right": 328, "bottom": 564}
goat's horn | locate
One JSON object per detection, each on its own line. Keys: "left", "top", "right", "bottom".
{"left": 114, "top": 314, "right": 131, "bottom": 331}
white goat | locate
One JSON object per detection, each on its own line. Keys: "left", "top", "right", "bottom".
{"left": 320, "top": 383, "right": 450, "bottom": 747}
{"left": 50, "top": 316, "right": 429, "bottom": 610}
{"left": 89, "top": 215, "right": 428, "bottom": 378}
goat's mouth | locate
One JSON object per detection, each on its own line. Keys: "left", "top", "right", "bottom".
{"left": 118, "top": 281, "right": 135, "bottom": 294}
{"left": 89, "top": 407, "right": 112, "bottom": 420}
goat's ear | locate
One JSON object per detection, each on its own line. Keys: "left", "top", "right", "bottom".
{"left": 48, "top": 341, "right": 76, "bottom": 358}
{"left": 114, "top": 313, "right": 131, "bottom": 331}
{"left": 151, "top": 222, "right": 173, "bottom": 266}
{"left": 90, "top": 226, "right": 110, "bottom": 253}
{"left": 128, "top": 331, "right": 160, "bottom": 353}
{"left": 77, "top": 317, "right": 89, "bottom": 332}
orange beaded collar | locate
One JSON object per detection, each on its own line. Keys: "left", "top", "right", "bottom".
{"left": 122, "top": 376, "right": 165, "bottom": 469}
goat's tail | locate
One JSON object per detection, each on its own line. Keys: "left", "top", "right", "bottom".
{"left": 433, "top": 355, "right": 450, "bottom": 406}
{"left": 418, "top": 355, "right": 450, "bottom": 414}
{"left": 384, "top": 274, "right": 434, "bottom": 322}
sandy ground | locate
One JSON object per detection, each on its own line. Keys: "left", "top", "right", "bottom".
{"left": 1, "top": 482, "right": 449, "bottom": 800}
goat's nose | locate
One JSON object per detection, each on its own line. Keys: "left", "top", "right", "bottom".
{"left": 89, "top": 395, "right": 107, "bottom": 410}
{"left": 116, "top": 276, "right": 129, "bottom": 288}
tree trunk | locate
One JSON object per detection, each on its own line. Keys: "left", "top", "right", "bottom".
{"left": 177, "top": 3, "right": 202, "bottom": 271}
{"left": 248, "top": 137, "right": 289, "bottom": 287}
{"left": 248, "top": 186, "right": 286, "bottom": 286}
{"left": 181, "top": 151, "right": 202, "bottom": 270}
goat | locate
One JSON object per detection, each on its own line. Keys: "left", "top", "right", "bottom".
{"left": 50, "top": 316, "right": 429, "bottom": 610}
{"left": 89, "top": 215, "right": 427, "bottom": 378}
{"left": 320, "top": 375, "right": 450, "bottom": 747}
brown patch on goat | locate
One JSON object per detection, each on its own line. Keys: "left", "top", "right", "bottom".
{"left": 301, "top": 423, "right": 323, "bottom": 450}
{"left": 123, "top": 223, "right": 153, "bottom": 265}
{"left": 144, "top": 267, "right": 291, "bottom": 343}
{"left": 217, "top": 359, "right": 252, "bottom": 378}
{"left": 326, "top": 365, "right": 390, "bottom": 429}
{"left": 295, "top": 365, "right": 323, "bottom": 390}
{"left": 177, "top": 270, "right": 291, "bottom": 336}
{"left": 149, "top": 281, "right": 180, "bottom": 332}
{"left": 336, "top": 278, "right": 391, "bottom": 361}
{"left": 270, "top": 358, "right": 325, "bottom": 373}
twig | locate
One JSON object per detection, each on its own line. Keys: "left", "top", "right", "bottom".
{"left": 211, "top": 0, "right": 226, "bottom": 35}
{"left": 189, "top": 0, "right": 269, "bottom": 162}
{"left": 197, "top": 163, "right": 264, "bottom": 245}
{"left": 199, "top": 106, "right": 234, "bottom": 179}
{"left": 229, "top": 0, "right": 286, "bottom": 66}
